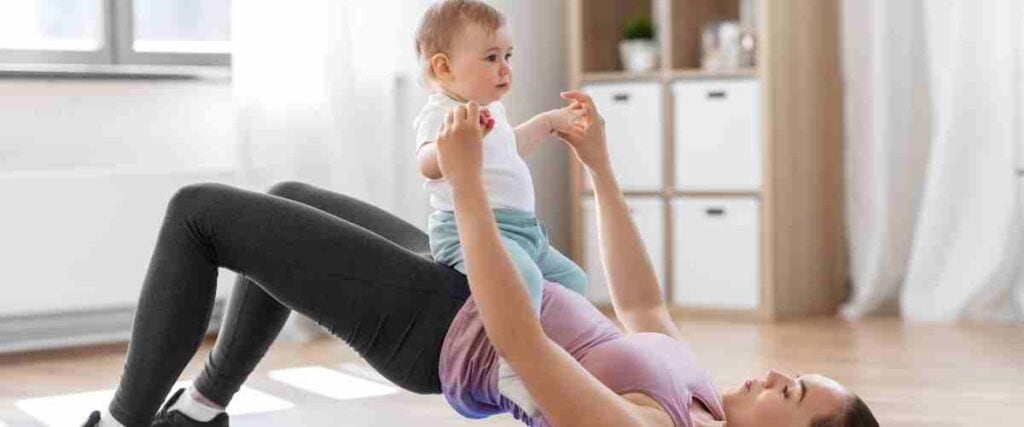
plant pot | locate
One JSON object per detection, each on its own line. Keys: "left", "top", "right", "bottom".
{"left": 618, "top": 39, "right": 659, "bottom": 73}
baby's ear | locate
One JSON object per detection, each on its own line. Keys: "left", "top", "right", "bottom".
{"left": 430, "top": 53, "right": 452, "bottom": 81}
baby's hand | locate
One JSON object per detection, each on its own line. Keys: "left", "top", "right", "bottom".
{"left": 548, "top": 102, "right": 587, "bottom": 136}
{"left": 480, "top": 107, "right": 495, "bottom": 137}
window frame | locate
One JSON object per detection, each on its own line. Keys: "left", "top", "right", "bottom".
{"left": 0, "top": 0, "right": 229, "bottom": 67}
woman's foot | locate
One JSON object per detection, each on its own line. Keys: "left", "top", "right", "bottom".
{"left": 81, "top": 410, "right": 101, "bottom": 426}
{"left": 80, "top": 410, "right": 125, "bottom": 427}
{"left": 151, "top": 388, "right": 229, "bottom": 426}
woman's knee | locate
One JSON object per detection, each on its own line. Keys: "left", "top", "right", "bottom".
{"left": 167, "top": 182, "right": 232, "bottom": 218}
{"left": 265, "top": 181, "right": 310, "bottom": 198}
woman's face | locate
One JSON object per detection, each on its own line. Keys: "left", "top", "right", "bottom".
{"left": 721, "top": 370, "right": 850, "bottom": 426}
{"left": 440, "top": 23, "right": 513, "bottom": 104}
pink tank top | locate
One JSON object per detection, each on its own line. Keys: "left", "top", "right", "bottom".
{"left": 438, "top": 282, "right": 726, "bottom": 426}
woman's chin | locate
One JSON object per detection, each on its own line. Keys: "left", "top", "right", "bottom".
{"left": 721, "top": 384, "right": 743, "bottom": 401}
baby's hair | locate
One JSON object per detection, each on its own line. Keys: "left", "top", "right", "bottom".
{"left": 414, "top": 0, "right": 506, "bottom": 88}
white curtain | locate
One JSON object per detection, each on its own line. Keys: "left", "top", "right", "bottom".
{"left": 840, "top": 0, "right": 1024, "bottom": 321}
{"left": 232, "top": 0, "right": 432, "bottom": 228}
{"left": 232, "top": 1, "right": 433, "bottom": 339}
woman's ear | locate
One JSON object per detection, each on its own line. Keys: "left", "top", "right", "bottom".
{"left": 430, "top": 53, "right": 452, "bottom": 83}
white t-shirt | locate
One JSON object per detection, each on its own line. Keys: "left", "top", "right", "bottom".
{"left": 413, "top": 92, "right": 536, "bottom": 213}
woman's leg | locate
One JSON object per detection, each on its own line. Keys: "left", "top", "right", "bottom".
{"left": 108, "top": 182, "right": 468, "bottom": 426}
{"left": 191, "top": 181, "right": 435, "bottom": 407}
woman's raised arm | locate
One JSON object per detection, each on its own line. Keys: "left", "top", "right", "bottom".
{"left": 554, "top": 92, "right": 681, "bottom": 340}
{"left": 436, "top": 101, "right": 648, "bottom": 427}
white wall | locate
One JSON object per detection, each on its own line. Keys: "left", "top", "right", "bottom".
{"left": 492, "top": 0, "right": 571, "bottom": 250}
{"left": 0, "top": 0, "right": 571, "bottom": 319}
{"left": 0, "top": 78, "right": 238, "bottom": 318}
{"left": 0, "top": 79, "right": 235, "bottom": 174}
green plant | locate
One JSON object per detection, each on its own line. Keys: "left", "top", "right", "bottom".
{"left": 622, "top": 15, "right": 655, "bottom": 40}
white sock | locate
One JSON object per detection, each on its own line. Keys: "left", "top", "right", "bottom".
{"left": 496, "top": 357, "right": 540, "bottom": 417}
{"left": 168, "top": 386, "right": 225, "bottom": 422}
{"left": 97, "top": 409, "right": 126, "bottom": 427}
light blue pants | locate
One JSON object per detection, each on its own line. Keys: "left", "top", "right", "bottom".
{"left": 428, "top": 209, "right": 588, "bottom": 314}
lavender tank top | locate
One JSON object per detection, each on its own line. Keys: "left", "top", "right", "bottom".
{"left": 438, "top": 282, "right": 726, "bottom": 426}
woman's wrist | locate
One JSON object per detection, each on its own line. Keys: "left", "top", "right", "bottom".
{"left": 587, "top": 159, "right": 619, "bottom": 191}
{"left": 449, "top": 174, "right": 486, "bottom": 197}
{"left": 584, "top": 157, "right": 613, "bottom": 178}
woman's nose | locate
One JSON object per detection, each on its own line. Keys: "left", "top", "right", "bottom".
{"left": 765, "top": 370, "right": 794, "bottom": 388}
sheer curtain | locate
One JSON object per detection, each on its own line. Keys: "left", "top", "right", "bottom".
{"left": 232, "top": 1, "right": 432, "bottom": 339}
{"left": 232, "top": 0, "right": 431, "bottom": 228}
{"left": 840, "top": 0, "right": 1024, "bottom": 321}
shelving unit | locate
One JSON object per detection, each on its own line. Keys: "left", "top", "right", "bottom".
{"left": 567, "top": 0, "right": 846, "bottom": 320}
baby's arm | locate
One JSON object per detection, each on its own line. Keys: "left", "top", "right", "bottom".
{"left": 417, "top": 106, "right": 495, "bottom": 180}
{"left": 514, "top": 105, "right": 582, "bottom": 158}
{"left": 417, "top": 142, "right": 443, "bottom": 180}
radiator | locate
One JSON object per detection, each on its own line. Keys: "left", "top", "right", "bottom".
{"left": 0, "top": 166, "right": 240, "bottom": 353}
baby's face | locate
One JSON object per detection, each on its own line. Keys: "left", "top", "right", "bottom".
{"left": 444, "top": 24, "right": 513, "bottom": 104}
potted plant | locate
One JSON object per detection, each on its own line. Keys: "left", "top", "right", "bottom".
{"left": 619, "top": 15, "right": 658, "bottom": 72}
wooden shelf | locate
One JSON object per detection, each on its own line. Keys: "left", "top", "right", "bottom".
{"left": 581, "top": 190, "right": 663, "bottom": 197}
{"left": 580, "top": 70, "right": 661, "bottom": 84}
{"left": 576, "top": 0, "right": 655, "bottom": 74}
{"left": 568, "top": 0, "right": 847, "bottom": 318}
{"left": 670, "top": 190, "right": 761, "bottom": 198}
{"left": 668, "top": 0, "right": 741, "bottom": 70}
{"left": 669, "top": 68, "right": 758, "bottom": 80}
{"left": 579, "top": 68, "right": 757, "bottom": 85}
{"left": 582, "top": 189, "right": 760, "bottom": 198}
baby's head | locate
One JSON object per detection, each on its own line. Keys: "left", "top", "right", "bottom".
{"left": 415, "top": 0, "right": 513, "bottom": 104}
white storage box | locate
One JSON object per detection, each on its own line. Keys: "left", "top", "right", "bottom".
{"left": 581, "top": 82, "right": 663, "bottom": 191}
{"left": 672, "top": 197, "right": 760, "bottom": 309}
{"left": 581, "top": 196, "right": 665, "bottom": 305}
{"left": 672, "top": 79, "right": 762, "bottom": 191}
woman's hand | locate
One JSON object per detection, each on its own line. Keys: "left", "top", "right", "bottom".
{"left": 553, "top": 91, "right": 610, "bottom": 172}
{"left": 436, "top": 102, "right": 486, "bottom": 188}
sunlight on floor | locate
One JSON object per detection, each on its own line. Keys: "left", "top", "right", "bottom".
{"left": 15, "top": 381, "right": 293, "bottom": 426}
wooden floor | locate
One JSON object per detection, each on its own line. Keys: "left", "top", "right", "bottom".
{"left": 1, "top": 316, "right": 1022, "bottom": 426}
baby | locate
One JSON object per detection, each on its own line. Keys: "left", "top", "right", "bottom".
{"left": 412, "top": 0, "right": 589, "bottom": 417}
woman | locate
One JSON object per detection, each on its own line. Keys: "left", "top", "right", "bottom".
{"left": 82, "top": 92, "right": 877, "bottom": 427}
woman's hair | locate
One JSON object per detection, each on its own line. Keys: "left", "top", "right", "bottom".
{"left": 810, "top": 395, "right": 879, "bottom": 427}
{"left": 414, "top": 0, "right": 506, "bottom": 87}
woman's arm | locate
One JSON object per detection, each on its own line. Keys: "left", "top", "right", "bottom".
{"left": 554, "top": 92, "right": 682, "bottom": 340}
{"left": 436, "top": 102, "right": 647, "bottom": 427}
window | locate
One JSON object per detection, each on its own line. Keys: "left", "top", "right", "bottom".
{"left": 0, "top": 0, "right": 230, "bottom": 66}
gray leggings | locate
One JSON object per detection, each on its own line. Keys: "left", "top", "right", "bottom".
{"left": 108, "top": 181, "right": 471, "bottom": 426}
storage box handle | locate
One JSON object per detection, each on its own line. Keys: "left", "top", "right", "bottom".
{"left": 613, "top": 93, "right": 630, "bottom": 102}
{"left": 705, "top": 207, "right": 726, "bottom": 217}
{"left": 706, "top": 90, "right": 727, "bottom": 99}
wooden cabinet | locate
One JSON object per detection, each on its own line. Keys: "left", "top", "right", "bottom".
{"left": 567, "top": 0, "right": 847, "bottom": 319}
